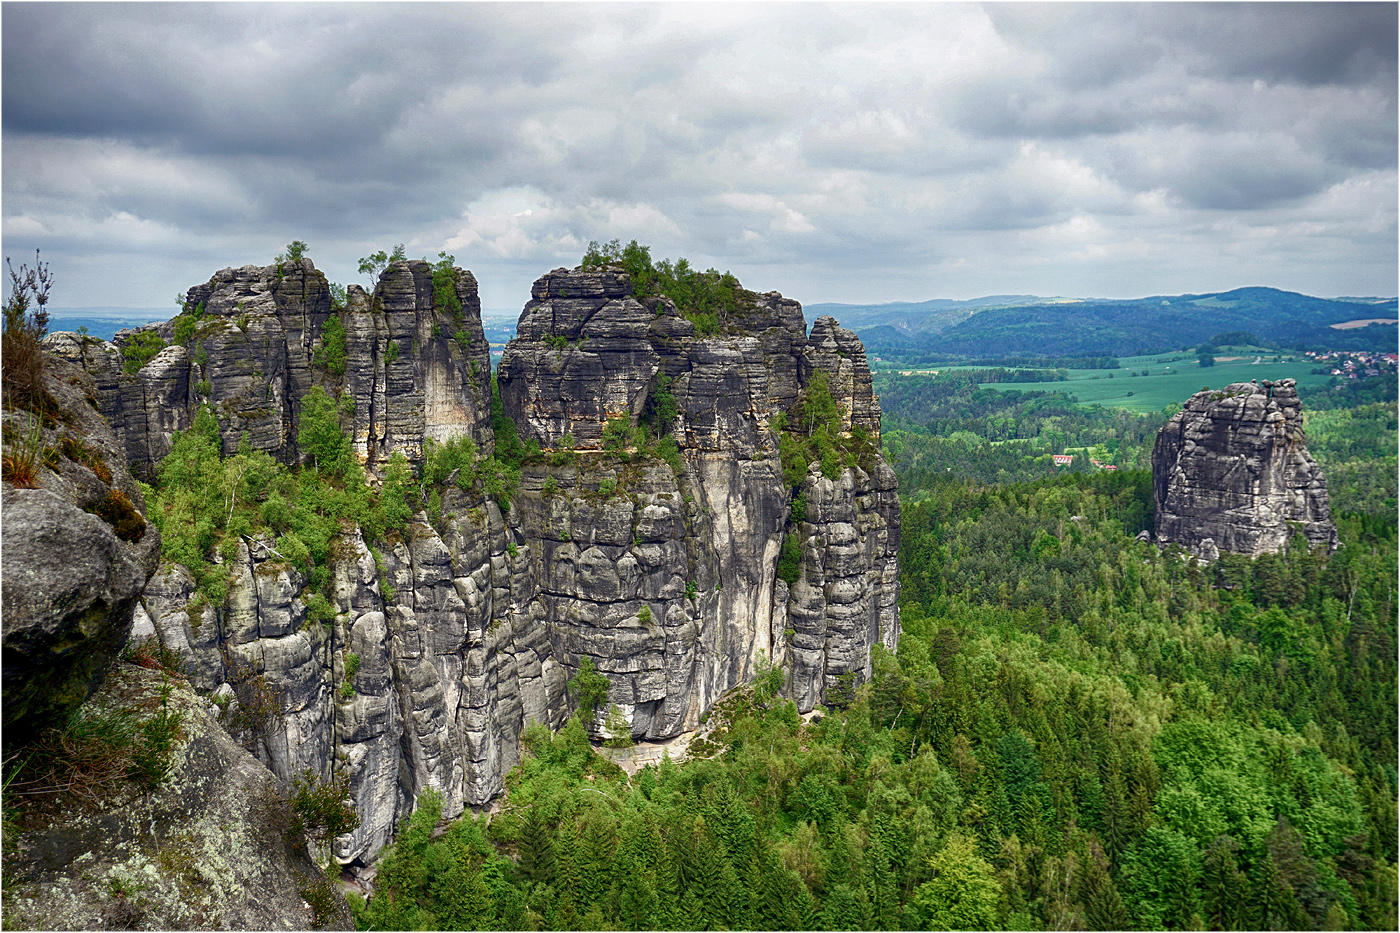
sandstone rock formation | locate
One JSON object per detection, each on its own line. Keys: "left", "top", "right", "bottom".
{"left": 499, "top": 268, "right": 900, "bottom": 726}
{"left": 2, "top": 354, "right": 162, "bottom": 737}
{"left": 1152, "top": 378, "right": 1338, "bottom": 558}
{"left": 59, "top": 258, "right": 900, "bottom": 869}
{"left": 2, "top": 662, "right": 351, "bottom": 931}
{"left": 45, "top": 257, "right": 491, "bottom": 478}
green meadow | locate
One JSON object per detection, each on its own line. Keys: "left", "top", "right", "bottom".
{"left": 981, "top": 349, "right": 1332, "bottom": 412}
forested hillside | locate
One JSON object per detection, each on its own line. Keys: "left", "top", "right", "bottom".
{"left": 876, "top": 370, "right": 1172, "bottom": 490}
{"left": 355, "top": 371, "right": 1397, "bottom": 931}
{"left": 850, "top": 287, "right": 1398, "bottom": 363}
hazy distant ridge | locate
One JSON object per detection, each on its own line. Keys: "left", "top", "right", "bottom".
{"left": 817, "top": 286, "right": 1398, "bottom": 358}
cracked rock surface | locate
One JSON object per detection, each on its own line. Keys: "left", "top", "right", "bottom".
{"left": 1152, "top": 378, "right": 1337, "bottom": 558}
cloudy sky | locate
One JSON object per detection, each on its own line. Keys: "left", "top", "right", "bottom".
{"left": 4, "top": 2, "right": 1396, "bottom": 315}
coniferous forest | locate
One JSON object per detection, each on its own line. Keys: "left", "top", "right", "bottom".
{"left": 354, "top": 372, "right": 1397, "bottom": 931}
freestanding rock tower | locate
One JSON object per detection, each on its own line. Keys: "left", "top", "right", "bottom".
{"left": 1152, "top": 378, "right": 1337, "bottom": 559}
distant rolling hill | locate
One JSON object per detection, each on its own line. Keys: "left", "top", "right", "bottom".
{"left": 814, "top": 288, "right": 1398, "bottom": 360}
{"left": 47, "top": 307, "right": 171, "bottom": 341}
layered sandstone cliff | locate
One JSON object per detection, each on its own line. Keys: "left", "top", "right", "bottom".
{"left": 55, "top": 258, "right": 900, "bottom": 868}
{"left": 1152, "top": 378, "right": 1337, "bottom": 559}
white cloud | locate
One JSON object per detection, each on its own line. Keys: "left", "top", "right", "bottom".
{"left": 3, "top": 2, "right": 1394, "bottom": 307}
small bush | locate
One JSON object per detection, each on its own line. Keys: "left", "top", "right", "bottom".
{"left": 473, "top": 456, "right": 519, "bottom": 511}
{"left": 603, "top": 704, "right": 634, "bottom": 748}
{"left": 654, "top": 434, "right": 683, "bottom": 474}
{"left": 568, "top": 657, "right": 609, "bottom": 718}
{"left": 131, "top": 682, "right": 183, "bottom": 791}
{"left": 121, "top": 330, "right": 168, "bottom": 374}
{"left": 432, "top": 252, "right": 462, "bottom": 324}
{"left": 305, "top": 592, "right": 336, "bottom": 625}
{"left": 172, "top": 312, "right": 198, "bottom": 346}
{"left": 88, "top": 489, "right": 147, "bottom": 543}
{"left": 580, "top": 239, "right": 751, "bottom": 335}
{"left": 2, "top": 250, "right": 53, "bottom": 413}
{"left": 121, "top": 638, "right": 186, "bottom": 677}
{"left": 313, "top": 316, "right": 347, "bottom": 377}
{"left": 277, "top": 241, "right": 310, "bottom": 265}
{"left": 340, "top": 652, "right": 360, "bottom": 700}
{"left": 288, "top": 769, "right": 360, "bottom": 845}
{"left": 602, "top": 416, "right": 633, "bottom": 453}
{"left": 776, "top": 530, "right": 803, "bottom": 586}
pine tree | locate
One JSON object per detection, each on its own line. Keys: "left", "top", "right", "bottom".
{"left": 519, "top": 808, "right": 558, "bottom": 887}
{"left": 577, "top": 810, "right": 617, "bottom": 911}
{"left": 864, "top": 813, "right": 900, "bottom": 930}
{"left": 1201, "top": 835, "right": 1249, "bottom": 930}
{"left": 431, "top": 854, "right": 495, "bottom": 930}
{"left": 1079, "top": 840, "right": 1130, "bottom": 932}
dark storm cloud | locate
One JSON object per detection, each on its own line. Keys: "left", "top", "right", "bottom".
{"left": 3, "top": 2, "right": 1395, "bottom": 310}
{"left": 985, "top": 2, "right": 1397, "bottom": 90}
{"left": 2, "top": 2, "right": 566, "bottom": 239}
{"left": 3, "top": 3, "right": 557, "bottom": 150}
{"left": 956, "top": 4, "right": 1397, "bottom": 214}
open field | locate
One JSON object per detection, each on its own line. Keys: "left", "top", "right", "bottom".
{"left": 960, "top": 350, "right": 1331, "bottom": 413}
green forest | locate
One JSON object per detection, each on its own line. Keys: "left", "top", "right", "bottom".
{"left": 353, "top": 367, "right": 1398, "bottom": 930}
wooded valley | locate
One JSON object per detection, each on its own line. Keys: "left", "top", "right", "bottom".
{"left": 354, "top": 369, "right": 1397, "bottom": 931}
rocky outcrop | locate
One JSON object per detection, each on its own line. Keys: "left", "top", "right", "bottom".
{"left": 499, "top": 269, "right": 900, "bottom": 732}
{"left": 46, "top": 258, "right": 491, "bottom": 478}
{"left": 2, "top": 355, "right": 162, "bottom": 737}
{"left": 62, "top": 259, "right": 899, "bottom": 870}
{"left": 2, "top": 661, "right": 351, "bottom": 931}
{"left": 1152, "top": 378, "right": 1338, "bottom": 558}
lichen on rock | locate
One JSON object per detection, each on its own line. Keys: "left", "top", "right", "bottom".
{"left": 2, "top": 663, "right": 352, "bottom": 931}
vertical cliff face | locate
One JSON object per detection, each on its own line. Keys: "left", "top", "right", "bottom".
{"left": 1153, "top": 378, "right": 1338, "bottom": 559}
{"left": 56, "top": 258, "right": 899, "bottom": 868}
{"left": 498, "top": 268, "right": 899, "bottom": 726}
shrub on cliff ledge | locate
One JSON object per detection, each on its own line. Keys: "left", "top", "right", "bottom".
{"left": 313, "top": 315, "right": 347, "bottom": 376}
{"left": 150, "top": 397, "right": 411, "bottom": 610}
{"left": 121, "top": 330, "right": 169, "bottom": 374}
{"left": 581, "top": 239, "right": 749, "bottom": 336}
{"left": 773, "top": 370, "right": 858, "bottom": 485}
{"left": 431, "top": 252, "right": 463, "bottom": 324}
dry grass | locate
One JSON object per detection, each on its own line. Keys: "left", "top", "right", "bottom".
{"left": 1, "top": 417, "right": 44, "bottom": 487}
{"left": 4, "top": 656, "right": 188, "bottom": 817}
